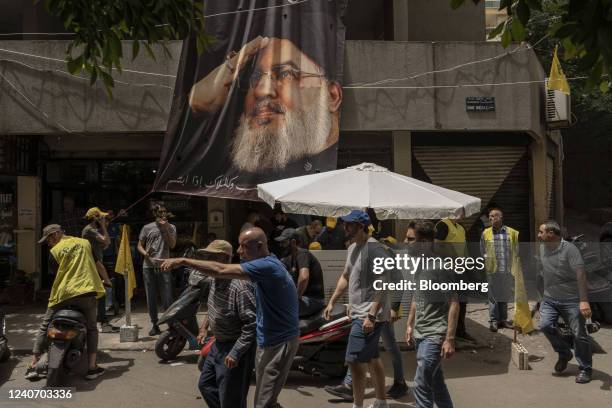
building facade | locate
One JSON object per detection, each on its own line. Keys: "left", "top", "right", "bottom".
{"left": 0, "top": 0, "right": 562, "bottom": 295}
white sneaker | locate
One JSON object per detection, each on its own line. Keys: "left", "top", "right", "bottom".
{"left": 367, "top": 400, "right": 389, "bottom": 408}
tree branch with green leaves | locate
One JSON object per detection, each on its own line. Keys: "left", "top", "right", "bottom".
{"left": 451, "top": 0, "right": 612, "bottom": 92}
{"left": 41, "top": 0, "right": 213, "bottom": 96}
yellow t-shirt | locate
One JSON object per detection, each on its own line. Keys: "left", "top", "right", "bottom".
{"left": 48, "top": 236, "right": 105, "bottom": 307}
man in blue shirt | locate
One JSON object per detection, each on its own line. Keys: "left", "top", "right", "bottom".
{"left": 161, "top": 227, "right": 299, "bottom": 408}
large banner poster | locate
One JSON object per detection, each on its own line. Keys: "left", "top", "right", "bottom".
{"left": 154, "top": 0, "right": 347, "bottom": 200}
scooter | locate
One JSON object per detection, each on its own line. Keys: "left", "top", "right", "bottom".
{"left": 198, "top": 304, "right": 351, "bottom": 378}
{"left": 155, "top": 267, "right": 210, "bottom": 361}
{"left": 45, "top": 307, "right": 89, "bottom": 387}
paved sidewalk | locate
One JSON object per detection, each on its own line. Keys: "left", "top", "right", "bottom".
{"left": 3, "top": 302, "right": 206, "bottom": 352}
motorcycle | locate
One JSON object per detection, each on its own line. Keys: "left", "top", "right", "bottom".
{"left": 155, "top": 265, "right": 210, "bottom": 361}
{"left": 198, "top": 303, "right": 351, "bottom": 378}
{"left": 45, "top": 307, "right": 89, "bottom": 387}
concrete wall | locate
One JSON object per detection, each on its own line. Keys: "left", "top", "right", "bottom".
{"left": 341, "top": 40, "right": 546, "bottom": 135}
{"left": 1, "top": 40, "right": 545, "bottom": 138}
{"left": 0, "top": 40, "right": 180, "bottom": 134}
{"left": 394, "top": 0, "right": 485, "bottom": 41}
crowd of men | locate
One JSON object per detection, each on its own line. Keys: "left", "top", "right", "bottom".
{"left": 26, "top": 200, "right": 599, "bottom": 407}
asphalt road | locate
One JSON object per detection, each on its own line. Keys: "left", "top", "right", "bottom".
{"left": 1, "top": 328, "right": 612, "bottom": 408}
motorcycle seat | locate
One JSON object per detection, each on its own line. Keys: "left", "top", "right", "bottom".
{"left": 52, "top": 309, "right": 87, "bottom": 324}
{"left": 299, "top": 304, "right": 346, "bottom": 335}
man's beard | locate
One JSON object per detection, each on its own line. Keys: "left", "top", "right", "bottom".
{"left": 231, "top": 88, "right": 332, "bottom": 173}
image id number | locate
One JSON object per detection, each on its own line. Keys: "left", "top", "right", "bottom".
{"left": 8, "top": 388, "right": 73, "bottom": 399}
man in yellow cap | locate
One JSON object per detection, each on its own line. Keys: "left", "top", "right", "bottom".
{"left": 82, "top": 207, "right": 116, "bottom": 333}
{"left": 316, "top": 217, "right": 345, "bottom": 250}
{"left": 26, "top": 224, "right": 111, "bottom": 381}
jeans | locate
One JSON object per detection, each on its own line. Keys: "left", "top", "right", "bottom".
{"left": 198, "top": 340, "right": 255, "bottom": 408}
{"left": 413, "top": 338, "right": 453, "bottom": 408}
{"left": 298, "top": 296, "right": 325, "bottom": 318}
{"left": 539, "top": 297, "right": 592, "bottom": 372}
{"left": 344, "top": 320, "right": 405, "bottom": 385}
{"left": 142, "top": 267, "right": 173, "bottom": 325}
{"left": 33, "top": 293, "right": 98, "bottom": 356}
{"left": 488, "top": 300, "right": 508, "bottom": 324}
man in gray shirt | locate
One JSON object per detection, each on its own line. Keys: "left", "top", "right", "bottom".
{"left": 405, "top": 221, "right": 458, "bottom": 408}
{"left": 324, "top": 210, "right": 390, "bottom": 408}
{"left": 537, "top": 220, "right": 592, "bottom": 384}
{"left": 137, "top": 203, "right": 177, "bottom": 336}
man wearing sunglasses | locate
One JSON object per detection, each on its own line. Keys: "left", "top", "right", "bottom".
{"left": 189, "top": 36, "right": 342, "bottom": 175}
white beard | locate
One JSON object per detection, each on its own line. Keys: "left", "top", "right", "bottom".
{"left": 231, "top": 88, "right": 332, "bottom": 172}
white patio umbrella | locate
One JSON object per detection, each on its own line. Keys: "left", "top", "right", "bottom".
{"left": 257, "top": 162, "right": 481, "bottom": 220}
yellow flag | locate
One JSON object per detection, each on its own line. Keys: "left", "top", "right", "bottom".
{"left": 513, "top": 265, "right": 534, "bottom": 334}
{"left": 549, "top": 45, "right": 570, "bottom": 95}
{"left": 115, "top": 224, "right": 136, "bottom": 299}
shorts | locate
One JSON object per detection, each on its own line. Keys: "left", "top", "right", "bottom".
{"left": 345, "top": 319, "right": 385, "bottom": 364}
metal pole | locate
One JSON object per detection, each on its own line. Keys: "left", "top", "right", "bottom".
{"left": 124, "top": 269, "right": 131, "bottom": 326}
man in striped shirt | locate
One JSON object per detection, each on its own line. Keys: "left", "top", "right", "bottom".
{"left": 194, "top": 240, "right": 257, "bottom": 408}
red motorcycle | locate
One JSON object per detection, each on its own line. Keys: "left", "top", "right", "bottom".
{"left": 198, "top": 304, "right": 351, "bottom": 377}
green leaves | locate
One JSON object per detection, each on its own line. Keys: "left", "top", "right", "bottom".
{"left": 511, "top": 18, "right": 526, "bottom": 41}
{"left": 516, "top": 0, "right": 530, "bottom": 25}
{"left": 46, "top": 0, "right": 212, "bottom": 97}
{"left": 458, "top": 0, "right": 612, "bottom": 93}
{"left": 501, "top": 22, "right": 513, "bottom": 47}
{"left": 450, "top": 0, "right": 465, "bottom": 10}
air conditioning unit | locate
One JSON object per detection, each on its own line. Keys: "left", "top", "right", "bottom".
{"left": 545, "top": 78, "right": 571, "bottom": 128}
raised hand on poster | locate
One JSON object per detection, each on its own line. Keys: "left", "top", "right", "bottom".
{"left": 189, "top": 36, "right": 270, "bottom": 114}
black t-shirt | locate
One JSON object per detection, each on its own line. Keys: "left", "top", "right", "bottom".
{"left": 281, "top": 248, "right": 324, "bottom": 299}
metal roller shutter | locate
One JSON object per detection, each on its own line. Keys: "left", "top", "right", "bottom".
{"left": 412, "top": 145, "right": 531, "bottom": 241}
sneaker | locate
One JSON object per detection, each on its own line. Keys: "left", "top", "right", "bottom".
{"left": 386, "top": 381, "right": 409, "bottom": 399}
{"left": 499, "top": 320, "right": 514, "bottom": 329}
{"left": 325, "top": 383, "right": 354, "bottom": 402}
{"left": 367, "top": 400, "right": 389, "bottom": 408}
{"left": 85, "top": 366, "right": 106, "bottom": 380}
{"left": 25, "top": 366, "right": 43, "bottom": 381}
{"left": 456, "top": 331, "right": 477, "bottom": 344}
{"left": 575, "top": 370, "right": 592, "bottom": 384}
{"left": 554, "top": 353, "right": 573, "bottom": 373}
{"left": 489, "top": 322, "right": 498, "bottom": 332}
{"left": 149, "top": 325, "right": 161, "bottom": 336}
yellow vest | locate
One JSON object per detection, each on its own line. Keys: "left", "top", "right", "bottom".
{"left": 435, "top": 219, "right": 468, "bottom": 258}
{"left": 48, "top": 236, "right": 105, "bottom": 307}
{"left": 481, "top": 226, "right": 520, "bottom": 275}
{"left": 482, "top": 227, "right": 534, "bottom": 333}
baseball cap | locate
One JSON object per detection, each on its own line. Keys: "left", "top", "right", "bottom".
{"left": 84, "top": 207, "right": 109, "bottom": 219}
{"left": 198, "top": 240, "right": 233, "bottom": 257}
{"left": 326, "top": 217, "right": 337, "bottom": 229}
{"left": 308, "top": 242, "right": 322, "bottom": 251}
{"left": 38, "top": 224, "right": 63, "bottom": 244}
{"left": 339, "top": 210, "right": 371, "bottom": 227}
{"left": 274, "top": 228, "right": 298, "bottom": 242}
